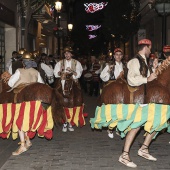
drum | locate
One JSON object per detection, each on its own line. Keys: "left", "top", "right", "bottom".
{"left": 84, "top": 72, "right": 93, "bottom": 81}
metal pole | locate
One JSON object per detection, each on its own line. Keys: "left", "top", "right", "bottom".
{"left": 57, "top": 12, "right": 60, "bottom": 56}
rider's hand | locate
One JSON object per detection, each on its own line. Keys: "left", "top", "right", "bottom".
{"left": 66, "top": 67, "right": 72, "bottom": 72}
{"left": 147, "top": 73, "right": 157, "bottom": 82}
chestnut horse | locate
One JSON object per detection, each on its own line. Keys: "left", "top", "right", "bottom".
{"left": 53, "top": 73, "right": 85, "bottom": 127}
{"left": 98, "top": 57, "right": 170, "bottom": 105}
{"left": 53, "top": 73, "right": 83, "bottom": 108}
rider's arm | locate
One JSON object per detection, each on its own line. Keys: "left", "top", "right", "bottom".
{"left": 41, "top": 63, "right": 54, "bottom": 77}
{"left": 37, "top": 72, "right": 45, "bottom": 84}
{"left": 8, "top": 69, "right": 20, "bottom": 87}
{"left": 100, "top": 65, "right": 110, "bottom": 82}
{"left": 53, "top": 62, "right": 61, "bottom": 78}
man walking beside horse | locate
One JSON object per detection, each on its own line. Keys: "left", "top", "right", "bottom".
{"left": 7, "top": 52, "right": 44, "bottom": 155}
{"left": 119, "top": 39, "right": 157, "bottom": 168}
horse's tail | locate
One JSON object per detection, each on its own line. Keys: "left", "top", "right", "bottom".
{"left": 51, "top": 88, "right": 65, "bottom": 126}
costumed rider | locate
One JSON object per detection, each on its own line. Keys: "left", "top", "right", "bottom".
{"left": 100, "top": 48, "right": 124, "bottom": 139}
{"left": 8, "top": 51, "right": 44, "bottom": 156}
{"left": 54, "top": 46, "right": 83, "bottom": 132}
{"left": 119, "top": 39, "right": 157, "bottom": 168}
{"left": 100, "top": 48, "right": 124, "bottom": 82}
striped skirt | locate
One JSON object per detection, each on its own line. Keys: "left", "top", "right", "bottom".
{"left": 90, "top": 103, "right": 170, "bottom": 138}
{"left": 0, "top": 101, "right": 54, "bottom": 140}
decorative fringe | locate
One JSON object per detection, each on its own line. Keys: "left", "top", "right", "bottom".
{"left": 64, "top": 105, "right": 86, "bottom": 127}
{"left": 0, "top": 101, "right": 54, "bottom": 140}
{"left": 90, "top": 103, "right": 170, "bottom": 138}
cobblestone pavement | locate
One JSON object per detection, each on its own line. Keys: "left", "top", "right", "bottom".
{"left": 0, "top": 94, "right": 170, "bottom": 170}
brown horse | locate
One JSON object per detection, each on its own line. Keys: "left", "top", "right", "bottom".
{"left": 53, "top": 73, "right": 84, "bottom": 108}
{"left": 53, "top": 72, "right": 85, "bottom": 127}
{"left": 0, "top": 75, "right": 65, "bottom": 125}
{"left": 98, "top": 57, "right": 170, "bottom": 105}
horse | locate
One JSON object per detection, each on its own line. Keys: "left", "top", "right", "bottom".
{"left": 98, "top": 57, "right": 170, "bottom": 105}
{"left": 53, "top": 72, "right": 83, "bottom": 108}
{"left": 53, "top": 72, "right": 85, "bottom": 127}
{"left": 0, "top": 72, "right": 65, "bottom": 129}
{"left": 90, "top": 57, "right": 170, "bottom": 139}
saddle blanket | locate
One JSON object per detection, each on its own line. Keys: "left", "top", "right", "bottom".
{"left": 90, "top": 103, "right": 170, "bottom": 138}
{"left": 0, "top": 101, "right": 54, "bottom": 140}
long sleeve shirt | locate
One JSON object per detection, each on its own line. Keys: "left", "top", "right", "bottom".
{"left": 8, "top": 69, "right": 44, "bottom": 88}
{"left": 54, "top": 59, "right": 83, "bottom": 79}
{"left": 40, "top": 63, "right": 54, "bottom": 77}
{"left": 100, "top": 61, "right": 123, "bottom": 82}
{"left": 127, "top": 54, "right": 150, "bottom": 86}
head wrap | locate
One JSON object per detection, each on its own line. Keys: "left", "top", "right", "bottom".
{"left": 23, "top": 59, "right": 37, "bottom": 69}
{"left": 163, "top": 45, "right": 170, "bottom": 53}
{"left": 114, "top": 48, "right": 123, "bottom": 54}
{"left": 138, "top": 39, "right": 151, "bottom": 45}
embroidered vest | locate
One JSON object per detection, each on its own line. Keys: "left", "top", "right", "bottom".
{"left": 13, "top": 68, "right": 38, "bottom": 88}
{"left": 135, "top": 54, "right": 149, "bottom": 77}
{"left": 60, "top": 59, "right": 77, "bottom": 72}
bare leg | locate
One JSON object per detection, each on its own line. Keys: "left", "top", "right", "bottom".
{"left": 123, "top": 127, "right": 140, "bottom": 160}
{"left": 12, "top": 130, "right": 27, "bottom": 155}
{"left": 25, "top": 132, "right": 32, "bottom": 149}
{"left": 119, "top": 127, "right": 140, "bottom": 168}
{"left": 138, "top": 131, "right": 157, "bottom": 161}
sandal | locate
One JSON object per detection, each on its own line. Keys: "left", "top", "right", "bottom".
{"left": 12, "top": 142, "right": 27, "bottom": 156}
{"left": 25, "top": 136, "right": 32, "bottom": 149}
{"left": 119, "top": 151, "right": 137, "bottom": 168}
{"left": 138, "top": 144, "right": 157, "bottom": 161}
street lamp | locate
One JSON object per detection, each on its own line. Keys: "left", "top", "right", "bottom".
{"left": 154, "top": 1, "right": 170, "bottom": 55}
{"left": 68, "top": 24, "right": 73, "bottom": 31}
{"left": 55, "top": 1, "right": 62, "bottom": 12}
{"left": 55, "top": 1, "right": 62, "bottom": 56}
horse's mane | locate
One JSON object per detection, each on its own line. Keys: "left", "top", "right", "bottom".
{"left": 155, "top": 57, "right": 170, "bottom": 75}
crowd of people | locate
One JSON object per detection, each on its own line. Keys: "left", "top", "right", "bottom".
{"left": 1, "top": 38, "right": 170, "bottom": 168}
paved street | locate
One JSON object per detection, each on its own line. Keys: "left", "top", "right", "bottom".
{"left": 0, "top": 93, "right": 170, "bottom": 170}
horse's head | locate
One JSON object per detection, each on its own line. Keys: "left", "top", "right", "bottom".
{"left": 60, "top": 72, "right": 74, "bottom": 97}
{"left": 155, "top": 58, "right": 170, "bottom": 88}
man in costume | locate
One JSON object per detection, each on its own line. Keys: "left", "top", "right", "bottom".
{"left": 8, "top": 52, "right": 44, "bottom": 155}
{"left": 119, "top": 39, "right": 157, "bottom": 168}
{"left": 54, "top": 47, "right": 83, "bottom": 132}
{"left": 100, "top": 48, "right": 124, "bottom": 82}
{"left": 100, "top": 48, "right": 124, "bottom": 138}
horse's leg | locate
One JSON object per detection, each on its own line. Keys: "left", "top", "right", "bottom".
{"left": 52, "top": 88, "right": 65, "bottom": 125}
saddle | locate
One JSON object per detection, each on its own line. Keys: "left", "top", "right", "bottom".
{"left": 13, "top": 83, "right": 33, "bottom": 103}
{"left": 127, "top": 85, "right": 139, "bottom": 103}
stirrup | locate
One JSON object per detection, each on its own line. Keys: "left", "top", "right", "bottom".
{"left": 138, "top": 144, "right": 157, "bottom": 161}
{"left": 119, "top": 151, "right": 137, "bottom": 168}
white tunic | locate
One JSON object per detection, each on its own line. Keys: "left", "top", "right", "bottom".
{"left": 54, "top": 59, "right": 83, "bottom": 79}
{"left": 100, "top": 61, "right": 123, "bottom": 82}
{"left": 8, "top": 69, "right": 44, "bottom": 88}
{"left": 127, "top": 54, "right": 150, "bottom": 86}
